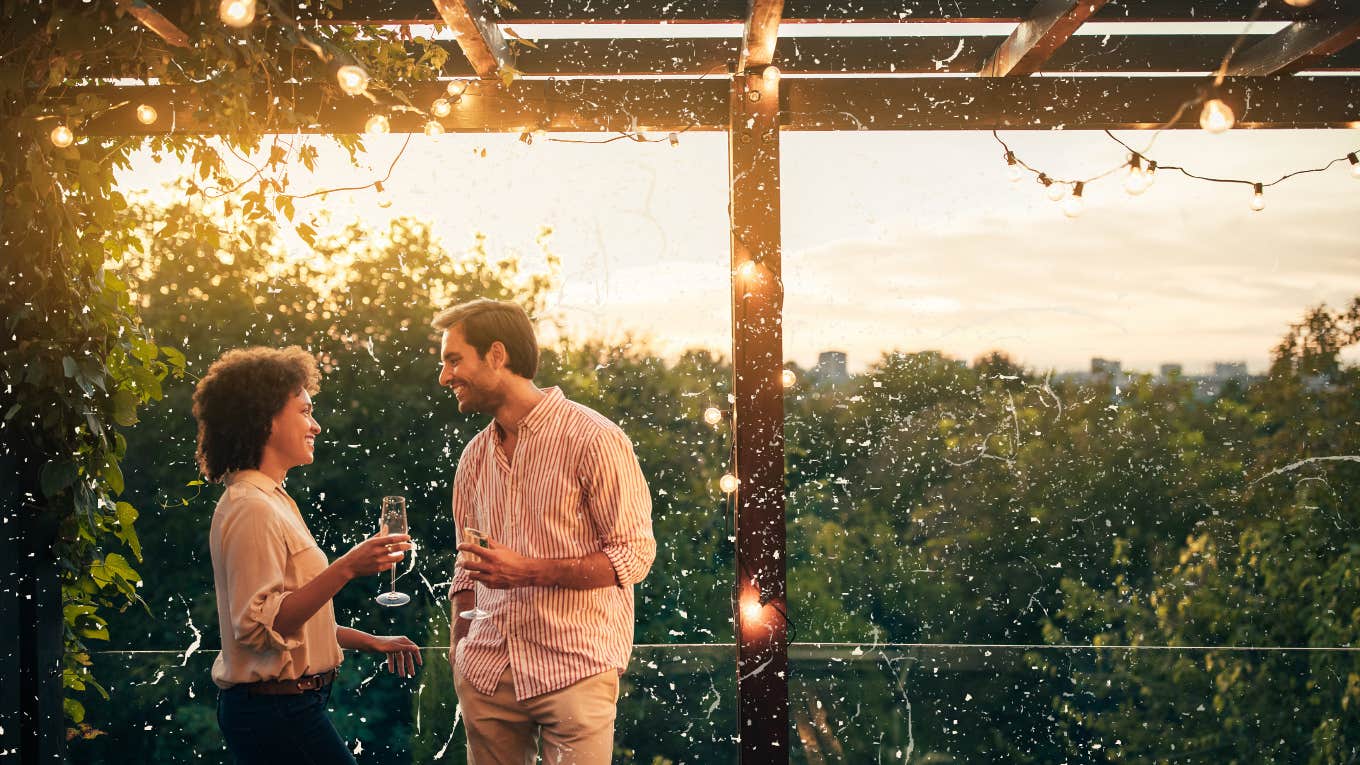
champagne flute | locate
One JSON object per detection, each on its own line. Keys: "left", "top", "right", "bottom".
{"left": 458, "top": 527, "right": 492, "bottom": 621}
{"left": 375, "top": 496, "right": 412, "bottom": 607}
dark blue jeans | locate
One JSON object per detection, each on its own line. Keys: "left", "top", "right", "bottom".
{"left": 217, "top": 684, "right": 357, "bottom": 765}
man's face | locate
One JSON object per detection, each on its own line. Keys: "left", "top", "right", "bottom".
{"left": 438, "top": 325, "right": 503, "bottom": 414}
{"left": 265, "top": 388, "right": 321, "bottom": 469}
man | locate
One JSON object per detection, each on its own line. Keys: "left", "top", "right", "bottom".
{"left": 434, "top": 298, "right": 655, "bottom": 765}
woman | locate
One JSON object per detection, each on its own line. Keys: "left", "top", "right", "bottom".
{"left": 193, "top": 346, "right": 421, "bottom": 765}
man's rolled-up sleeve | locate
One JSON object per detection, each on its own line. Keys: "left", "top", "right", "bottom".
{"left": 219, "top": 504, "right": 303, "bottom": 654}
{"left": 582, "top": 427, "right": 656, "bottom": 587}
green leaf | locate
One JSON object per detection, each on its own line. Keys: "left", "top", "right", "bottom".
{"left": 63, "top": 697, "right": 85, "bottom": 724}
{"left": 114, "top": 501, "right": 142, "bottom": 561}
{"left": 62, "top": 356, "right": 78, "bottom": 378}
{"left": 101, "top": 457, "right": 124, "bottom": 496}
{"left": 40, "top": 460, "right": 78, "bottom": 498}
{"left": 111, "top": 388, "right": 138, "bottom": 427}
{"left": 161, "top": 345, "right": 186, "bottom": 374}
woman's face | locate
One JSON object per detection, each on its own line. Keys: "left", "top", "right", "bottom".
{"left": 265, "top": 388, "right": 322, "bottom": 470}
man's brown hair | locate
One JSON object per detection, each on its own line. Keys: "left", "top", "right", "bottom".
{"left": 191, "top": 346, "right": 320, "bottom": 483}
{"left": 431, "top": 299, "right": 539, "bottom": 379}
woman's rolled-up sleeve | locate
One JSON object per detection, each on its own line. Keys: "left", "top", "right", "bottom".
{"left": 218, "top": 502, "right": 304, "bottom": 653}
{"left": 581, "top": 427, "right": 656, "bottom": 588}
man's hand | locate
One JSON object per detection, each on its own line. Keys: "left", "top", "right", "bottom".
{"left": 456, "top": 537, "right": 547, "bottom": 589}
{"left": 366, "top": 634, "right": 423, "bottom": 677}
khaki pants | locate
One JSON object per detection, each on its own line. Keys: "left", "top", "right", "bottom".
{"left": 455, "top": 665, "right": 619, "bottom": 765}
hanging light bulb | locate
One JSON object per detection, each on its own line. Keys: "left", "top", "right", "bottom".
{"left": 703, "top": 407, "right": 723, "bottom": 426}
{"left": 737, "top": 261, "right": 757, "bottom": 279}
{"left": 761, "top": 65, "right": 780, "bottom": 89}
{"left": 1041, "top": 175, "right": 1067, "bottom": 202}
{"left": 364, "top": 114, "right": 390, "bottom": 135}
{"left": 1062, "top": 182, "right": 1085, "bottom": 218}
{"left": 740, "top": 592, "right": 763, "bottom": 623}
{"left": 49, "top": 124, "right": 74, "bottom": 148}
{"left": 135, "top": 104, "right": 158, "bottom": 125}
{"left": 1005, "top": 150, "right": 1022, "bottom": 183}
{"left": 719, "top": 473, "right": 740, "bottom": 494}
{"left": 1282, "top": 0, "right": 1316, "bottom": 6}
{"left": 668, "top": 132, "right": 679, "bottom": 147}
{"left": 336, "top": 65, "right": 370, "bottom": 96}
{"left": 518, "top": 131, "right": 533, "bottom": 145}
{"left": 431, "top": 98, "right": 452, "bottom": 118}
{"left": 1123, "top": 155, "right": 1149, "bottom": 196}
{"left": 1249, "top": 182, "right": 1265, "bottom": 212}
{"left": 1144, "top": 160, "right": 1158, "bottom": 189}
{"left": 781, "top": 369, "right": 797, "bottom": 388}
{"left": 1347, "top": 152, "right": 1360, "bottom": 179}
{"left": 423, "top": 120, "right": 444, "bottom": 136}
{"left": 218, "top": 0, "right": 255, "bottom": 27}
{"left": 1199, "top": 98, "right": 1235, "bottom": 134}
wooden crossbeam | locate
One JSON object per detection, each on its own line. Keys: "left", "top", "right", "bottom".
{"left": 431, "top": 0, "right": 514, "bottom": 80}
{"left": 1226, "top": 16, "right": 1360, "bottom": 76}
{"left": 73, "top": 76, "right": 1360, "bottom": 134}
{"left": 740, "top": 0, "right": 785, "bottom": 71}
{"left": 121, "top": 0, "right": 190, "bottom": 48}
{"left": 306, "top": 0, "right": 1310, "bottom": 24}
{"left": 980, "top": 0, "right": 1109, "bottom": 77}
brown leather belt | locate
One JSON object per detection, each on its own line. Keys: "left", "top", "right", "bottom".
{"left": 240, "top": 669, "right": 337, "bottom": 696}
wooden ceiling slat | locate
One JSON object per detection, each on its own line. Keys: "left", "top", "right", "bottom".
{"left": 979, "top": 0, "right": 1109, "bottom": 77}
{"left": 431, "top": 0, "right": 513, "bottom": 79}
{"left": 120, "top": 0, "right": 191, "bottom": 47}
{"left": 1226, "top": 16, "right": 1360, "bottom": 76}
{"left": 741, "top": 0, "right": 786, "bottom": 71}
{"left": 74, "top": 75, "right": 1360, "bottom": 134}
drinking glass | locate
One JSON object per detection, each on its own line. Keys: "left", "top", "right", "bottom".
{"left": 375, "top": 496, "right": 411, "bottom": 607}
{"left": 458, "top": 527, "right": 492, "bottom": 620}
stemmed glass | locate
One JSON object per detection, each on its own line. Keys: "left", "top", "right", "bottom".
{"left": 375, "top": 496, "right": 411, "bottom": 607}
{"left": 458, "top": 527, "right": 492, "bottom": 621}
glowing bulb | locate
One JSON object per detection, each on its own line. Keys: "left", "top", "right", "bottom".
{"left": 740, "top": 594, "right": 763, "bottom": 623}
{"left": 1123, "top": 157, "right": 1148, "bottom": 196}
{"left": 1348, "top": 153, "right": 1360, "bottom": 179}
{"left": 1144, "top": 160, "right": 1158, "bottom": 188}
{"left": 1044, "top": 179, "right": 1067, "bottom": 202}
{"left": 1062, "top": 182, "right": 1085, "bottom": 218}
{"left": 668, "top": 132, "right": 679, "bottom": 147}
{"left": 761, "top": 65, "right": 780, "bottom": 88}
{"left": 336, "top": 65, "right": 369, "bottom": 96}
{"left": 737, "top": 261, "right": 756, "bottom": 279}
{"left": 218, "top": 0, "right": 255, "bottom": 27}
{"left": 1005, "top": 151, "right": 1021, "bottom": 183}
{"left": 719, "top": 473, "right": 739, "bottom": 494}
{"left": 431, "top": 98, "right": 452, "bottom": 118}
{"left": 423, "top": 120, "right": 444, "bottom": 136}
{"left": 1283, "top": 0, "right": 1315, "bottom": 6}
{"left": 703, "top": 407, "right": 723, "bottom": 426}
{"left": 1199, "top": 98, "right": 1235, "bottom": 134}
{"left": 781, "top": 369, "right": 797, "bottom": 388}
{"left": 49, "top": 124, "right": 74, "bottom": 148}
{"left": 519, "top": 131, "right": 533, "bottom": 145}
{"left": 364, "top": 114, "right": 390, "bottom": 135}
{"left": 135, "top": 104, "right": 158, "bottom": 125}
{"left": 1249, "top": 183, "right": 1265, "bottom": 212}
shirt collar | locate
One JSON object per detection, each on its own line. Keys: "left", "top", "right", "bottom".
{"left": 226, "top": 469, "right": 282, "bottom": 495}
{"left": 518, "top": 386, "right": 565, "bottom": 433}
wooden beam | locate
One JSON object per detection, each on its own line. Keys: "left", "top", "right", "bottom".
{"left": 1226, "top": 16, "right": 1360, "bottom": 76}
{"left": 980, "top": 0, "right": 1109, "bottom": 77}
{"left": 121, "top": 0, "right": 190, "bottom": 48}
{"left": 740, "top": 0, "right": 785, "bottom": 71}
{"left": 303, "top": 0, "right": 1311, "bottom": 24}
{"left": 431, "top": 0, "right": 514, "bottom": 80}
{"left": 73, "top": 75, "right": 1360, "bottom": 134}
{"left": 729, "top": 69, "right": 788, "bottom": 765}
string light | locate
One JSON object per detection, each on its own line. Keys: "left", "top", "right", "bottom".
{"left": 1144, "top": 160, "right": 1158, "bottom": 189}
{"left": 1005, "top": 150, "right": 1022, "bottom": 183}
{"left": 135, "top": 104, "right": 158, "bottom": 125}
{"left": 740, "top": 592, "right": 764, "bottom": 623}
{"left": 1283, "top": 0, "right": 1316, "bottom": 6}
{"left": 336, "top": 65, "right": 370, "bottom": 96}
{"left": 218, "top": 0, "right": 255, "bottom": 27}
{"left": 1199, "top": 98, "right": 1235, "bottom": 134}
{"left": 364, "top": 114, "right": 390, "bottom": 135}
{"left": 1123, "top": 155, "right": 1149, "bottom": 196}
{"left": 519, "top": 131, "right": 533, "bottom": 145}
{"left": 719, "top": 473, "right": 740, "bottom": 494}
{"left": 781, "top": 369, "right": 797, "bottom": 388}
{"left": 49, "top": 124, "right": 74, "bottom": 148}
{"left": 423, "top": 120, "right": 444, "bottom": 136}
{"left": 760, "top": 65, "right": 780, "bottom": 89}
{"left": 1348, "top": 153, "right": 1360, "bottom": 179}
{"left": 668, "top": 132, "right": 679, "bottom": 147}
{"left": 703, "top": 407, "right": 723, "bottom": 426}
{"left": 1041, "top": 175, "right": 1067, "bottom": 202}
{"left": 736, "top": 261, "right": 756, "bottom": 279}
{"left": 431, "top": 98, "right": 452, "bottom": 118}
{"left": 1062, "top": 181, "right": 1085, "bottom": 218}
{"left": 1250, "top": 182, "right": 1265, "bottom": 212}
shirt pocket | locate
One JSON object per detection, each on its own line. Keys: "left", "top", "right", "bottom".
{"left": 280, "top": 522, "right": 328, "bottom": 582}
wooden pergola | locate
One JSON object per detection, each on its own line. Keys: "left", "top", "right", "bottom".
{"left": 48, "top": 0, "right": 1360, "bottom": 762}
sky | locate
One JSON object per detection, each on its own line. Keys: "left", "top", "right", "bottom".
{"left": 116, "top": 120, "right": 1360, "bottom": 377}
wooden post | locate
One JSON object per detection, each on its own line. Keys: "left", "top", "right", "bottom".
{"left": 729, "top": 67, "right": 788, "bottom": 764}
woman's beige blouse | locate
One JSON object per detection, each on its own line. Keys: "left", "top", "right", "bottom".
{"left": 209, "top": 470, "right": 343, "bottom": 688}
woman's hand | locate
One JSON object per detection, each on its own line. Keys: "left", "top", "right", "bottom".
{"left": 340, "top": 532, "right": 412, "bottom": 578}
{"left": 367, "top": 635, "right": 423, "bottom": 677}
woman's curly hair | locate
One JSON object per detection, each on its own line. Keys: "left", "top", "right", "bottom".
{"left": 192, "top": 347, "right": 320, "bottom": 483}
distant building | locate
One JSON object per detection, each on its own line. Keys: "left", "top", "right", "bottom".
{"left": 1160, "top": 363, "right": 1183, "bottom": 378}
{"left": 1091, "top": 357, "right": 1122, "bottom": 376}
{"left": 1213, "top": 362, "right": 1248, "bottom": 382}
{"left": 813, "top": 351, "right": 849, "bottom": 385}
